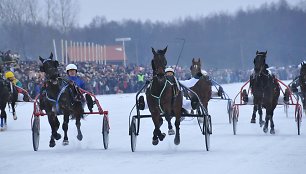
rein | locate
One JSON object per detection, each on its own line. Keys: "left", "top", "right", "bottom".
{"left": 150, "top": 76, "right": 173, "bottom": 113}
{"left": 45, "top": 78, "right": 69, "bottom": 113}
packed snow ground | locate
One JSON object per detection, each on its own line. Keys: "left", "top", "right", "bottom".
{"left": 0, "top": 81, "right": 305, "bottom": 174}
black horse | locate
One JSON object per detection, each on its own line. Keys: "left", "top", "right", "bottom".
{"left": 189, "top": 58, "right": 212, "bottom": 111}
{"left": 298, "top": 62, "right": 306, "bottom": 110}
{"left": 0, "top": 78, "right": 18, "bottom": 130}
{"left": 39, "top": 53, "right": 84, "bottom": 147}
{"left": 250, "top": 51, "right": 280, "bottom": 134}
{"left": 146, "top": 47, "right": 183, "bottom": 145}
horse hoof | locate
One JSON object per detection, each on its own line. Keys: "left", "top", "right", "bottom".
{"left": 270, "top": 128, "right": 275, "bottom": 134}
{"left": 259, "top": 121, "right": 265, "bottom": 127}
{"left": 158, "top": 133, "right": 166, "bottom": 141}
{"left": 62, "top": 140, "right": 69, "bottom": 145}
{"left": 49, "top": 140, "right": 56, "bottom": 148}
{"left": 152, "top": 139, "right": 159, "bottom": 145}
{"left": 263, "top": 126, "right": 268, "bottom": 133}
{"left": 77, "top": 134, "right": 83, "bottom": 141}
{"left": 250, "top": 119, "right": 256, "bottom": 123}
{"left": 168, "top": 129, "right": 175, "bottom": 135}
{"left": 13, "top": 115, "right": 17, "bottom": 120}
{"left": 52, "top": 133, "right": 61, "bottom": 140}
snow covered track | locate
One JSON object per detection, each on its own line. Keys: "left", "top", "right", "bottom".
{"left": 0, "top": 82, "right": 305, "bottom": 174}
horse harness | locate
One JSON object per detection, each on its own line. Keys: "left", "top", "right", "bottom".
{"left": 41, "top": 77, "right": 82, "bottom": 113}
{"left": 149, "top": 75, "right": 180, "bottom": 113}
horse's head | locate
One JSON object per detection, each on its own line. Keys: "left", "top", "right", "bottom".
{"left": 39, "top": 52, "right": 60, "bottom": 81}
{"left": 300, "top": 61, "right": 306, "bottom": 82}
{"left": 190, "top": 58, "right": 202, "bottom": 77}
{"left": 151, "top": 47, "right": 168, "bottom": 77}
{"left": 253, "top": 50, "right": 267, "bottom": 75}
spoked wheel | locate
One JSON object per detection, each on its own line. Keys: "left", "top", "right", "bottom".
{"left": 232, "top": 106, "right": 238, "bottom": 135}
{"left": 284, "top": 104, "right": 289, "bottom": 118}
{"left": 227, "top": 100, "right": 233, "bottom": 124}
{"left": 102, "top": 115, "right": 110, "bottom": 149}
{"left": 296, "top": 105, "right": 302, "bottom": 135}
{"left": 203, "top": 114, "right": 212, "bottom": 151}
{"left": 197, "top": 106, "right": 210, "bottom": 151}
{"left": 32, "top": 116, "right": 40, "bottom": 151}
{"left": 130, "top": 117, "right": 137, "bottom": 152}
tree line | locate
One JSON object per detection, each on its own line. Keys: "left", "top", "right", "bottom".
{"left": 0, "top": 0, "right": 305, "bottom": 69}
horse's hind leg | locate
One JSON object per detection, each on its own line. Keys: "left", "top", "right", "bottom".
{"left": 165, "top": 114, "right": 174, "bottom": 135}
{"left": 62, "top": 113, "right": 70, "bottom": 145}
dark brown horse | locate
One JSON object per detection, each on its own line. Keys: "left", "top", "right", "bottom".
{"left": 146, "top": 47, "right": 183, "bottom": 145}
{"left": 298, "top": 62, "right": 306, "bottom": 110}
{"left": 250, "top": 51, "right": 280, "bottom": 134}
{"left": 0, "top": 78, "right": 17, "bottom": 130}
{"left": 39, "top": 53, "right": 84, "bottom": 147}
{"left": 189, "top": 58, "right": 212, "bottom": 111}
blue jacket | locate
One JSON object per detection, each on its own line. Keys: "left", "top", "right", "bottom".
{"left": 68, "top": 76, "right": 86, "bottom": 90}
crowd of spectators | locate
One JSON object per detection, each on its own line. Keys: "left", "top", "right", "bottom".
{"left": 1, "top": 60, "right": 300, "bottom": 98}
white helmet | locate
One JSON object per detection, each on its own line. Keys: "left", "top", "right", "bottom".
{"left": 66, "top": 64, "right": 77, "bottom": 72}
{"left": 165, "top": 67, "right": 174, "bottom": 73}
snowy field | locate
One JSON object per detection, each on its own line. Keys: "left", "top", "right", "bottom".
{"left": 0, "top": 81, "right": 305, "bottom": 174}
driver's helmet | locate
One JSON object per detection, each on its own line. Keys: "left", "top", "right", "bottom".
{"left": 66, "top": 64, "right": 78, "bottom": 72}
{"left": 165, "top": 67, "right": 174, "bottom": 73}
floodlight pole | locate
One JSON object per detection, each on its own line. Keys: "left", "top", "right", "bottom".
{"left": 115, "top": 37, "right": 131, "bottom": 67}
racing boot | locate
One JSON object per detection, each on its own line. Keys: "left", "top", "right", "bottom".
{"left": 138, "top": 96, "right": 145, "bottom": 110}
{"left": 85, "top": 94, "right": 94, "bottom": 113}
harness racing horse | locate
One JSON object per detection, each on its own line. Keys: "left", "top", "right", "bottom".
{"left": 250, "top": 51, "right": 280, "bottom": 134}
{"left": 146, "top": 47, "right": 183, "bottom": 145}
{"left": 189, "top": 58, "right": 212, "bottom": 111}
{"left": 39, "top": 53, "right": 84, "bottom": 147}
{"left": 0, "top": 78, "right": 18, "bottom": 130}
{"left": 298, "top": 62, "right": 306, "bottom": 110}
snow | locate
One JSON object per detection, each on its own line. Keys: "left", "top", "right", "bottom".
{"left": 1, "top": 81, "right": 306, "bottom": 174}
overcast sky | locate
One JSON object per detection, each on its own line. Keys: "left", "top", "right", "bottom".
{"left": 78, "top": 0, "right": 302, "bottom": 26}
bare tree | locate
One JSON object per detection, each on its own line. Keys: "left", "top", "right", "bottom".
{"left": 58, "top": 0, "right": 79, "bottom": 33}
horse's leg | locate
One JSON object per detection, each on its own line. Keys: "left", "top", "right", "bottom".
{"left": 173, "top": 110, "right": 181, "bottom": 145}
{"left": 0, "top": 105, "right": 7, "bottom": 130}
{"left": 165, "top": 113, "right": 174, "bottom": 135}
{"left": 11, "top": 101, "right": 17, "bottom": 120}
{"left": 269, "top": 106, "right": 276, "bottom": 134}
{"left": 62, "top": 112, "right": 70, "bottom": 145}
{"left": 258, "top": 105, "right": 265, "bottom": 127}
{"left": 251, "top": 105, "right": 258, "bottom": 123}
{"left": 151, "top": 112, "right": 166, "bottom": 145}
{"left": 47, "top": 111, "right": 61, "bottom": 147}
{"left": 76, "top": 114, "right": 83, "bottom": 141}
{"left": 263, "top": 108, "right": 271, "bottom": 133}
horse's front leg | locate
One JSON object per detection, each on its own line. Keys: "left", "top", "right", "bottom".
{"left": 258, "top": 105, "right": 265, "bottom": 127}
{"left": 11, "top": 101, "right": 17, "bottom": 120}
{"left": 251, "top": 105, "right": 258, "bottom": 123}
{"left": 75, "top": 113, "right": 83, "bottom": 141}
{"left": 0, "top": 107, "right": 7, "bottom": 130}
{"left": 151, "top": 112, "right": 166, "bottom": 145}
{"left": 47, "top": 111, "right": 61, "bottom": 147}
{"left": 62, "top": 111, "right": 70, "bottom": 145}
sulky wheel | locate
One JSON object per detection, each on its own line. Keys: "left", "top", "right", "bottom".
{"left": 232, "top": 106, "right": 238, "bottom": 135}
{"left": 203, "top": 114, "right": 212, "bottom": 151}
{"left": 102, "top": 115, "right": 110, "bottom": 149}
{"left": 198, "top": 106, "right": 210, "bottom": 151}
{"left": 296, "top": 105, "right": 302, "bottom": 135}
{"left": 130, "top": 117, "right": 137, "bottom": 152}
{"left": 32, "top": 116, "right": 40, "bottom": 151}
{"left": 227, "top": 100, "right": 233, "bottom": 124}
